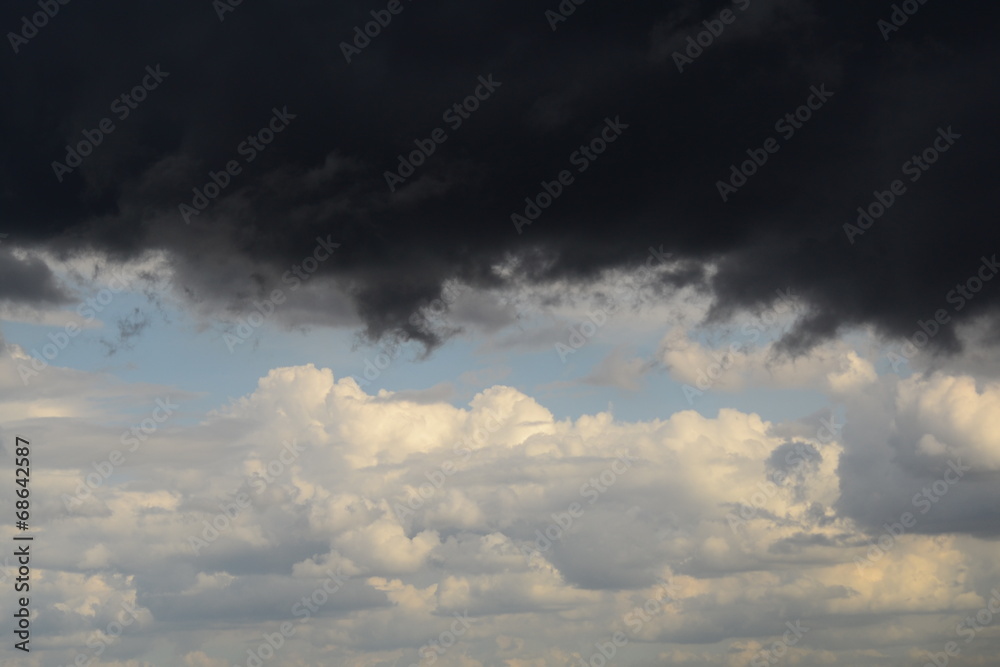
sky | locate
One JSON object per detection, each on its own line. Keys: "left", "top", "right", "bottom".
{"left": 1, "top": 0, "right": 1000, "bottom": 666}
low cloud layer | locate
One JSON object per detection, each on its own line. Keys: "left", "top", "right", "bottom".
{"left": 2, "top": 350, "right": 999, "bottom": 665}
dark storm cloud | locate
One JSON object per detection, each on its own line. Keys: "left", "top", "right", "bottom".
{"left": 0, "top": 242, "right": 72, "bottom": 305}
{"left": 2, "top": 0, "right": 998, "bottom": 352}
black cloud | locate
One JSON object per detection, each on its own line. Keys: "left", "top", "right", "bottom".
{"left": 2, "top": 0, "right": 998, "bottom": 352}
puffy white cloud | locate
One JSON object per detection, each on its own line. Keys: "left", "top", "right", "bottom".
{"left": 658, "top": 327, "right": 877, "bottom": 396}
{"left": 894, "top": 373, "right": 1000, "bottom": 470}
{"left": 3, "top": 362, "right": 1000, "bottom": 666}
